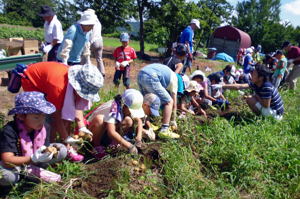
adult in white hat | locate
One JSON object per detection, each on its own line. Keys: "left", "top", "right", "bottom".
{"left": 243, "top": 47, "right": 255, "bottom": 83}
{"left": 81, "top": 9, "right": 105, "bottom": 77}
{"left": 179, "top": 19, "right": 201, "bottom": 75}
{"left": 56, "top": 10, "right": 96, "bottom": 66}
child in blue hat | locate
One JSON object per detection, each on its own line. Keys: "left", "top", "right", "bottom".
{"left": 0, "top": 91, "right": 67, "bottom": 187}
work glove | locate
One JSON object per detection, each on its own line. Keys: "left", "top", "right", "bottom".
{"left": 78, "top": 126, "right": 93, "bottom": 135}
{"left": 121, "top": 61, "right": 129, "bottom": 67}
{"left": 43, "top": 44, "right": 53, "bottom": 54}
{"left": 211, "top": 84, "right": 223, "bottom": 90}
{"left": 31, "top": 146, "right": 54, "bottom": 163}
{"left": 64, "top": 136, "right": 80, "bottom": 144}
{"left": 115, "top": 61, "right": 121, "bottom": 70}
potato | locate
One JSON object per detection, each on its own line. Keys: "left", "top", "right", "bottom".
{"left": 131, "top": 159, "right": 139, "bottom": 166}
{"left": 43, "top": 146, "right": 58, "bottom": 156}
{"left": 73, "top": 135, "right": 79, "bottom": 139}
{"left": 140, "top": 164, "right": 146, "bottom": 171}
{"left": 78, "top": 131, "right": 85, "bottom": 137}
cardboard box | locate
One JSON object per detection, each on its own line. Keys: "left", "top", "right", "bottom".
{"left": 0, "top": 38, "right": 23, "bottom": 56}
{"left": 23, "top": 39, "right": 39, "bottom": 55}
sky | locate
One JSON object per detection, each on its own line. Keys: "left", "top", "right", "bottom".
{"left": 227, "top": 0, "right": 300, "bottom": 27}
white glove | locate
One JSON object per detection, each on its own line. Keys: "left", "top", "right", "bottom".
{"left": 31, "top": 146, "right": 54, "bottom": 163}
{"left": 121, "top": 61, "right": 129, "bottom": 67}
{"left": 115, "top": 62, "right": 120, "bottom": 70}
{"left": 170, "top": 120, "right": 177, "bottom": 129}
{"left": 43, "top": 44, "right": 53, "bottom": 53}
{"left": 79, "top": 126, "right": 93, "bottom": 135}
{"left": 288, "top": 59, "right": 294, "bottom": 64}
{"left": 62, "top": 59, "right": 68, "bottom": 65}
{"left": 261, "top": 107, "right": 274, "bottom": 117}
{"left": 40, "top": 42, "right": 46, "bottom": 51}
{"left": 64, "top": 136, "right": 80, "bottom": 144}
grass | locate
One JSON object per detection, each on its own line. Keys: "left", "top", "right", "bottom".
{"left": 103, "top": 37, "right": 159, "bottom": 52}
{"left": 1, "top": 60, "right": 300, "bottom": 198}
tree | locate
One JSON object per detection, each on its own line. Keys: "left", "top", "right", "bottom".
{"left": 232, "top": 0, "right": 282, "bottom": 52}
{"left": 1, "top": 0, "right": 56, "bottom": 27}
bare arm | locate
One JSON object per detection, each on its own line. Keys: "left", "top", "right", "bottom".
{"left": 133, "top": 117, "right": 143, "bottom": 141}
{"left": 222, "top": 83, "right": 249, "bottom": 90}
{"left": 175, "top": 63, "right": 184, "bottom": 74}
{"left": 75, "top": 110, "right": 85, "bottom": 129}
{"left": 107, "top": 123, "right": 131, "bottom": 149}
{"left": 1, "top": 152, "right": 31, "bottom": 168}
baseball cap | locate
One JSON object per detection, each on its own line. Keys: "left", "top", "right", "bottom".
{"left": 143, "top": 93, "right": 161, "bottom": 117}
{"left": 120, "top": 32, "right": 130, "bottom": 42}
{"left": 281, "top": 41, "right": 290, "bottom": 49}
{"left": 122, "top": 89, "right": 145, "bottom": 118}
{"left": 190, "top": 19, "right": 200, "bottom": 29}
{"left": 186, "top": 80, "right": 200, "bottom": 92}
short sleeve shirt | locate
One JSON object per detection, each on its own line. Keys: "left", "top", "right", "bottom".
{"left": 113, "top": 46, "right": 137, "bottom": 70}
{"left": 249, "top": 82, "right": 284, "bottom": 115}
{"left": 88, "top": 100, "right": 118, "bottom": 124}
{"left": 163, "top": 56, "right": 183, "bottom": 72}
{"left": 287, "top": 46, "right": 300, "bottom": 65}
{"left": 44, "top": 15, "right": 63, "bottom": 44}
{"left": 22, "top": 62, "right": 69, "bottom": 110}
{"left": 243, "top": 54, "right": 253, "bottom": 74}
{"left": 179, "top": 26, "right": 194, "bottom": 52}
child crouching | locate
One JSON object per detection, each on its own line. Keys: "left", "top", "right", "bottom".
{"left": 0, "top": 92, "right": 67, "bottom": 186}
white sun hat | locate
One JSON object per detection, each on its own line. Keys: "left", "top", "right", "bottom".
{"left": 190, "top": 19, "right": 200, "bottom": 29}
{"left": 122, "top": 89, "right": 145, "bottom": 118}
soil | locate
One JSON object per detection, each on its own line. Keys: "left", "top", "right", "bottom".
{"left": 0, "top": 46, "right": 233, "bottom": 198}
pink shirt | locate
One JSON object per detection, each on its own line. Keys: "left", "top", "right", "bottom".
{"left": 62, "top": 83, "right": 91, "bottom": 121}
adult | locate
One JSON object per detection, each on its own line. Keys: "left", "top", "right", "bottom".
{"left": 81, "top": 9, "right": 105, "bottom": 77}
{"left": 56, "top": 10, "right": 96, "bottom": 66}
{"left": 21, "top": 62, "right": 103, "bottom": 144}
{"left": 38, "top": 5, "right": 63, "bottom": 61}
{"left": 179, "top": 19, "right": 200, "bottom": 74}
{"left": 223, "top": 64, "right": 284, "bottom": 120}
{"left": 163, "top": 43, "right": 187, "bottom": 74}
{"left": 137, "top": 63, "right": 179, "bottom": 138}
{"left": 281, "top": 41, "right": 300, "bottom": 90}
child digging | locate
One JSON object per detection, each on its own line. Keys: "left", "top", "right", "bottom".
{"left": 0, "top": 92, "right": 67, "bottom": 187}
{"left": 113, "top": 32, "right": 137, "bottom": 89}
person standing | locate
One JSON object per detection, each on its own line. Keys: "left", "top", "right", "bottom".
{"left": 38, "top": 5, "right": 63, "bottom": 61}
{"left": 81, "top": 9, "right": 105, "bottom": 77}
{"left": 179, "top": 19, "right": 200, "bottom": 74}
{"left": 56, "top": 10, "right": 96, "bottom": 66}
{"left": 281, "top": 41, "right": 300, "bottom": 90}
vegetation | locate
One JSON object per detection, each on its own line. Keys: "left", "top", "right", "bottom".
{"left": 0, "top": 26, "right": 43, "bottom": 40}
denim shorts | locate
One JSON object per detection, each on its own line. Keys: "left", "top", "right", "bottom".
{"left": 137, "top": 71, "right": 172, "bottom": 104}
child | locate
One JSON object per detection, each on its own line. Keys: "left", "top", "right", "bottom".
{"left": 272, "top": 50, "right": 287, "bottom": 88}
{"left": 177, "top": 80, "right": 207, "bottom": 117}
{"left": 88, "top": 89, "right": 145, "bottom": 154}
{"left": 113, "top": 32, "right": 137, "bottom": 89}
{"left": 0, "top": 92, "right": 67, "bottom": 187}
{"left": 207, "top": 72, "right": 230, "bottom": 108}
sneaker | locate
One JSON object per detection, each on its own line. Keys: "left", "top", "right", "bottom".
{"left": 144, "top": 128, "right": 156, "bottom": 141}
{"left": 158, "top": 128, "right": 180, "bottom": 139}
{"left": 149, "top": 123, "right": 159, "bottom": 131}
{"left": 67, "top": 147, "right": 84, "bottom": 162}
{"left": 94, "top": 146, "right": 107, "bottom": 160}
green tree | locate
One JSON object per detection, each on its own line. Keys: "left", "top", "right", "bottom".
{"left": 232, "top": 0, "right": 282, "bottom": 52}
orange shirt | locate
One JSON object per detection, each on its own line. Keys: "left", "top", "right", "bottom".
{"left": 21, "top": 62, "right": 69, "bottom": 110}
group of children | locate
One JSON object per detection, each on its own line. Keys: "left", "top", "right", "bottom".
{"left": 0, "top": 8, "right": 287, "bottom": 189}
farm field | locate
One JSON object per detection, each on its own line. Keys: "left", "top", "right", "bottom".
{"left": 0, "top": 49, "right": 299, "bottom": 198}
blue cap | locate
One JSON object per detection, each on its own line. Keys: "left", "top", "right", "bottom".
{"left": 120, "top": 32, "right": 130, "bottom": 42}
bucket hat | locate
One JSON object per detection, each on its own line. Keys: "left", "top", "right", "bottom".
{"left": 8, "top": 91, "right": 56, "bottom": 115}
{"left": 190, "top": 70, "right": 206, "bottom": 81}
{"left": 143, "top": 93, "right": 161, "bottom": 117}
{"left": 68, "top": 64, "right": 104, "bottom": 102}
{"left": 38, "top": 6, "right": 55, "bottom": 17}
{"left": 122, "top": 89, "right": 145, "bottom": 118}
{"left": 186, "top": 80, "right": 200, "bottom": 92}
{"left": 77, "top": 12, "right": 96, "bottom": 25}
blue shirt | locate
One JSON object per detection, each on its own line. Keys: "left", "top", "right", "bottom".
{"left": 140, "top": 64, "right": 173, "bottom": 88}
{"left": 179, "top": 26, "right": 194, "bottom": 52}
{"left": 249, "top": 82, "right": 284, "bottom": 115}
{"left": 57, "top": 24, "right": 91, "bottom": 63}
{"left": 243, "top": 54, "right": 253, "bottom": 74}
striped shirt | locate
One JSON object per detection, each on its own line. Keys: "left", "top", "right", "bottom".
{"left": 249, "top": 82, "right": 284, "bottom": 115}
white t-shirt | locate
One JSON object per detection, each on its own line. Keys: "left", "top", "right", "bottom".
{"left": 167, "top": 71, "right": 178, "bottom": 94}
{"left": 88, "top": 100, "right": 117, "bottom": 124}
{"left": 44, "top": 15, "right": 63, "bottom": 44}
{"left": 90, "top": 18, "right": 103, "bottom": 45}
